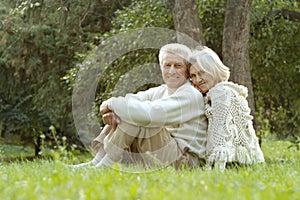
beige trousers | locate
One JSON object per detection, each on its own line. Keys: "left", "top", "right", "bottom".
{"left": 92, "top": 122, "right": 203, "bottom": 169}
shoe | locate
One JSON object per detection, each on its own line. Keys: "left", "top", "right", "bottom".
{"left": 93, "top": 154, "right": 115, "bottom": 168}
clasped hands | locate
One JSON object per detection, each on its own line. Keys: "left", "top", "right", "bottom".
{"left": 100, "top": 100, "right": 120, "bottom": 131}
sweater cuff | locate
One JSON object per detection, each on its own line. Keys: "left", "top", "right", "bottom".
{"left": 106, "top": 98, "right": 113, "bottom": 111}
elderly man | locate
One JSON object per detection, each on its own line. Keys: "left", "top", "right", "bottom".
{"left": 77, "top": 43, "right": 207, "bottom": 169}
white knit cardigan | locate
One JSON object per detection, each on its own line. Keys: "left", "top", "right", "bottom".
{"left": 204, "top": 82, "right": 265, "bottom": 167}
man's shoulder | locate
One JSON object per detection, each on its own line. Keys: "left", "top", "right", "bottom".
{"left": 174, "top": 82, "right": 203, "bottom": 103}
{"left": 178, "top": 82, "right": 202, "bottom": 94}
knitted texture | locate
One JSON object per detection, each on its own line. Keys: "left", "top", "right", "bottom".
{"left": 205, "top": 82, "right": 264, "bottom": 165}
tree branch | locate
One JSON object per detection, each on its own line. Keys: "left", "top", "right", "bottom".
{"left": 267, "top": 9, "right": 300, "bottom": 21}
{"left": 257, "top": 9, "right": 300, "bottom": 26}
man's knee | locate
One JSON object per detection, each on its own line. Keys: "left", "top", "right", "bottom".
{"left": 117, "top": 121, "right": 141, "bottom": 137}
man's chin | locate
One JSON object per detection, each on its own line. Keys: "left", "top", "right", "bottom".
{"left": 165, "top": 78, "right": 187, "bottom": 88}
{"left": 166, "top": 82, "right": 184, "bottom": 89}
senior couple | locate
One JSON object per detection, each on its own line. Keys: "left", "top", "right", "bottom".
{"left": 74, "top": 43, "right": 264, "bottom": 170}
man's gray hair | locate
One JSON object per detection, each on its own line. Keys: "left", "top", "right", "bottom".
{"left": 158, "top": 43, "right": 191, "bottom": 66}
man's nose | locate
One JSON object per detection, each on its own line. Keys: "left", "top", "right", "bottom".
{"left": 169, "top": 65, "right": 176, "bottom": 73}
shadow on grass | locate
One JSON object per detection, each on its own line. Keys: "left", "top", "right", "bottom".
{"left": 0, "top": 144, "right": 90, "bottom": 164}
{"left": 0, "top": 155, "right": 54, "bottom": 163}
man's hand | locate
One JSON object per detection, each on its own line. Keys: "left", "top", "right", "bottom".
{"left": 102, "top": 112, "right": 121, "bottom": 131}
{"left": 100, "top": 100, "right": 111, "bottom": 115}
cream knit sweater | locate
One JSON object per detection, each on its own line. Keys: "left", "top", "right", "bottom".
{"left": 107, "top": 81, "right": 208, "bottom": 158}
{"left": 205, "top": 82, "right": 265, "bottom": 167}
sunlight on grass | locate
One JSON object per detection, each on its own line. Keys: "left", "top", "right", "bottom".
{"left": 0, "top": 140, "right": 299, "bottom": 200}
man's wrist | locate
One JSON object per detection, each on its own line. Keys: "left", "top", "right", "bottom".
{"left": 100, "top": 99, "right": 112, "bottom": 115}
{"left": 106, "top": 99, "right": 112, "bottom": 111}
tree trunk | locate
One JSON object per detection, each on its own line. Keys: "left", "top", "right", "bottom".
{"left": 222, "top": 0, "right": 259, "bottom": 132}
{"left": 167, "top": 0, "right": 205, "bottom": 47}
{"left": 34, "top": 135, "right": 42, "bottom": 157}
{"left": 59, "top": 0, "right": 70, "bottom": 27}
{"left": 28, "top": 0, "right": 44, "bottom": 24}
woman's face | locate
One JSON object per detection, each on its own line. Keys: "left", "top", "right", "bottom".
{"left": 189, "top": 65, "right": 216, "bottom": 94}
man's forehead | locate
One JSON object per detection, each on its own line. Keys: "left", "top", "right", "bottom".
{"left": 162, "top": 52, "right": 186, "bottom": 61}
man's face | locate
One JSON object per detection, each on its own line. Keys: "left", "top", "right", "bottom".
{"left": 161, "top": 52, "right": 188, "bottom": 89}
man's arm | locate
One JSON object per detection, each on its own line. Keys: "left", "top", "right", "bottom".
{"left": 107, "top": 85, "right": 203, "bottom": 127}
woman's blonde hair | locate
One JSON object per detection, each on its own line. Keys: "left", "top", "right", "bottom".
{"left": 191, "top": 46, "right": 230, "bottom": 82}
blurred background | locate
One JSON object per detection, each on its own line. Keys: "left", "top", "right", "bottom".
{"left": 0, "top": 0, "right": 299, "bottom": 160}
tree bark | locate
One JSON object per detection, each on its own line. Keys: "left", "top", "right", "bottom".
{"left": 167, "top": 0, "right": 205, "bottom": 47}
{"left": 28, "top": 0, "right": 44, "bottom": 24}
{"left": 59, "top": 0, "right": 70, "bottom": 27}
{"left": 222, "top": 0, "right": 258, "bottom": 129}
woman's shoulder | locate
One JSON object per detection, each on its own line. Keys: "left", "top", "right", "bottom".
{"left": 209, "top": 81, "right": 248, "bottom": 98}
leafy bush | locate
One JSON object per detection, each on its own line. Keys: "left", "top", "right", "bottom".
{"left": 250, "top": 0, "right": 300, "bottom": 140}
{"left": 0, "top": 0, "right": 128, "bottom": 150}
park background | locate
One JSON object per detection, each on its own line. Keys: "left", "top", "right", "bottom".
{"left": 0, "top": 0, "right": 299, "bottom": 199}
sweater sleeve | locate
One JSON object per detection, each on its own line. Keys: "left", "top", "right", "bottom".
{"left": 121, "top": 86, "right": 162, "bottom": 102}
{"left": 205, "top": 86, "right": 233, "bottom": 162}
{"left": 108, "top": 84, "right": 203, "bottom": 127}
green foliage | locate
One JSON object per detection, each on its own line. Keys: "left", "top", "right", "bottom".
{"left": 0, "top": 141, "right": 299, "bottom": 199}
{"left": 0, "top": 144, "right": 35, "bottom": 159}
{"left": 0, "top": 97, "right": 31, "bottom": 133}
{"left": 1, "top": 0, "right": 299, "bottom": 152}
{"left": 37, "top": 125, "right": 81, "bottom": 161}
{"left": 96, "top": 0, "right": 173, "bottom": 97}
{"left": 66, "top": 0, "right": 173, "bottom": 127}
{"left": 112, "top": 0, "right": 172, "bottom": 31}
{"left": 0, "top": 0, "right": 129, "bottom": 148}
{"left": 198, "top": 0, "right": 226, "bottom": 55}
{"left": 250, "top": 0, "right": 300, "bottom": 140}
{"left": 66, "top": 0, "right": 300, "bottom": 142}
{"left": 196, "top": 0, "right": 300, "bottom": 141}
{"left": 0, "top": 7, "right": 73, "bottom": 146}
{"left": 288, "top": 136, "right": 300, "bottom": 150}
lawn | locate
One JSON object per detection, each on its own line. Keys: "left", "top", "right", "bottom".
{"left": 0, "top": 140, "right": 299, "bottom": 200}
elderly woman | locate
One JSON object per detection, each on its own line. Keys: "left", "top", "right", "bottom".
{"left": 189, "top": 46, "right": 265, "bottom": 170}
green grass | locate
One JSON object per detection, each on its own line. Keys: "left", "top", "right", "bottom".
{"left": 0, "top": 140, "right": 299, "bottom": 200}
{"left": 0, "top": 144, "right": 35, "bottom": 160}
